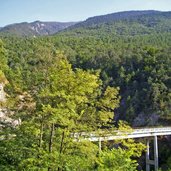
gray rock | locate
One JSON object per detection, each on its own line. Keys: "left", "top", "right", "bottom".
{"left": 133, "top": 113, "right": 159, "bottom": 127}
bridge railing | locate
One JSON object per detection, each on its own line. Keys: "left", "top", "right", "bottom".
{"left": 72, "top": 127, "right": 171, "bottom": 141}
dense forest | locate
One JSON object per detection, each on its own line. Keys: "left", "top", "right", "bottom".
{"left": 0, "top": 11, "right": 171, "bottom": 170}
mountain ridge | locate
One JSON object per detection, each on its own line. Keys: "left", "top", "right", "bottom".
{"left": 81, "top": 10, "right": 161, "bottom": 25}
{"left": 1, "top": 10, "right": 171, "bottom": 37}
{"left": 70, "top": 10, "right": 171, "bottom": 28}
{"left": 61, "top": 10, "right": 171, "bottom": 37}
{"left": 0, "top": 21, "right": 78, "bottom": 36}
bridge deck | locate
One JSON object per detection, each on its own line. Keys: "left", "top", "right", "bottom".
{"left": 73, "top": 127, "right": 171, "bottom": 171}
{"left": 74, "top": 127, "right": 171, "bottom": 142}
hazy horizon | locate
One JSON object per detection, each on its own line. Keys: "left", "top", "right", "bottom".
{"left": 1, "top": 0, "right": 171, "bottom": 27}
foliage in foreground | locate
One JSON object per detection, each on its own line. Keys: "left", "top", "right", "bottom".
{"left": 0, "top": 48, "right": 145, "bottom": 170}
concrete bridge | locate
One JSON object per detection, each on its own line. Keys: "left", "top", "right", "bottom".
{"left": 74, "top": 127, "right": 171, "bottom": 171}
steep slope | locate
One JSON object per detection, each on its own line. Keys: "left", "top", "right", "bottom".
{"left": 1, "top": 10, "right": 171, "bottom": 127}
{"left": 51, "top": 10, "right": 171, "bottom": 125}
{"left": 74, "top": 10, "right": 161, "bottom": 26}
{"left": 0, "top": 21, "right": 77, "bottom": 36}
{"left": 63, "top": 10, "right": 171, "bottom": 37}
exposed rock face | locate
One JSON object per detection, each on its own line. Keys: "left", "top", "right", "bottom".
{"left": 0, "top": 83, "right": 5, "bottom": 102}
{"left": 132, "top": 113, "right": 160, "bottom": 127}
{"left": 0, "top": 83, "right": 7, "bottom": 126}
{"left": 0, "top": 83, "right": 8, "bottom": 125}
{"left": 0, "top": 83, "right": 21, "bottom": 126}
{"left": 0, "top": 21, "right": 78, "bottom": 36}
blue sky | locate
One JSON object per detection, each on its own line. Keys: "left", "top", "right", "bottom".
{"left": 0, "top": 0, "right": 171, "bottom": 27}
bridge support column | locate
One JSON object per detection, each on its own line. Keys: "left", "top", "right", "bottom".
{"left": 146, "top": 139, "right": 150, "bottom": 171}
{"left": 154, "top": 136, "right": 158, "bottom": 171}
{"left": 146, "top": 136, "right": 158, "bottom": 171}
{"left": 99, "top": 138, "right": 101, "bottom": 152}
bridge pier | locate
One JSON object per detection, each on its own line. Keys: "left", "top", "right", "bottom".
{"left": 99, "top": 137, "right": 102, "bottom": 152}
{"left": 74, "top": 127, "right": 171, "bottom": 170}
{"left": 154, "top": 136, "right": 159, "bottom": 171}
{"left": 146, "top": 138, "right": 150, "bottom": 171}
{"left": 146, "top": 136, "right": 158, "bottom": 171}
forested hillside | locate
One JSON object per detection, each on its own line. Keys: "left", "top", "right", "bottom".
{"left": 0, "top": 10, "right": 171, "bottom": 170}
{"left": 57, "top": 10, "right": 171, "bottom": 125}
{"left": 62, "top": 10, "right": 171, "bottom": 41}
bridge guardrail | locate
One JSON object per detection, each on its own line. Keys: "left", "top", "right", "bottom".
{"left": 72, "top": 127, "right": 171, "bottom": 141}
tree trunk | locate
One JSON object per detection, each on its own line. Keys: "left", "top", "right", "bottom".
{"left": 48, "top": 123, "right": 55, "bottom": 171}
{"left": 39, "top": 122, "right": 44, "bottom": 148}
{"left": 59, "top": 131, "right": 65, "bottom": 154}
{"left": 49, "top": 123, "right": 55, "bottom": 153}
{"left": 58, "top": 131, "right": 65, "bottom": 171}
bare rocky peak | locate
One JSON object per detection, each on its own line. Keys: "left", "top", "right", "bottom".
{"left": 0, "top": 21, "right": 78, "bottom": 36}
